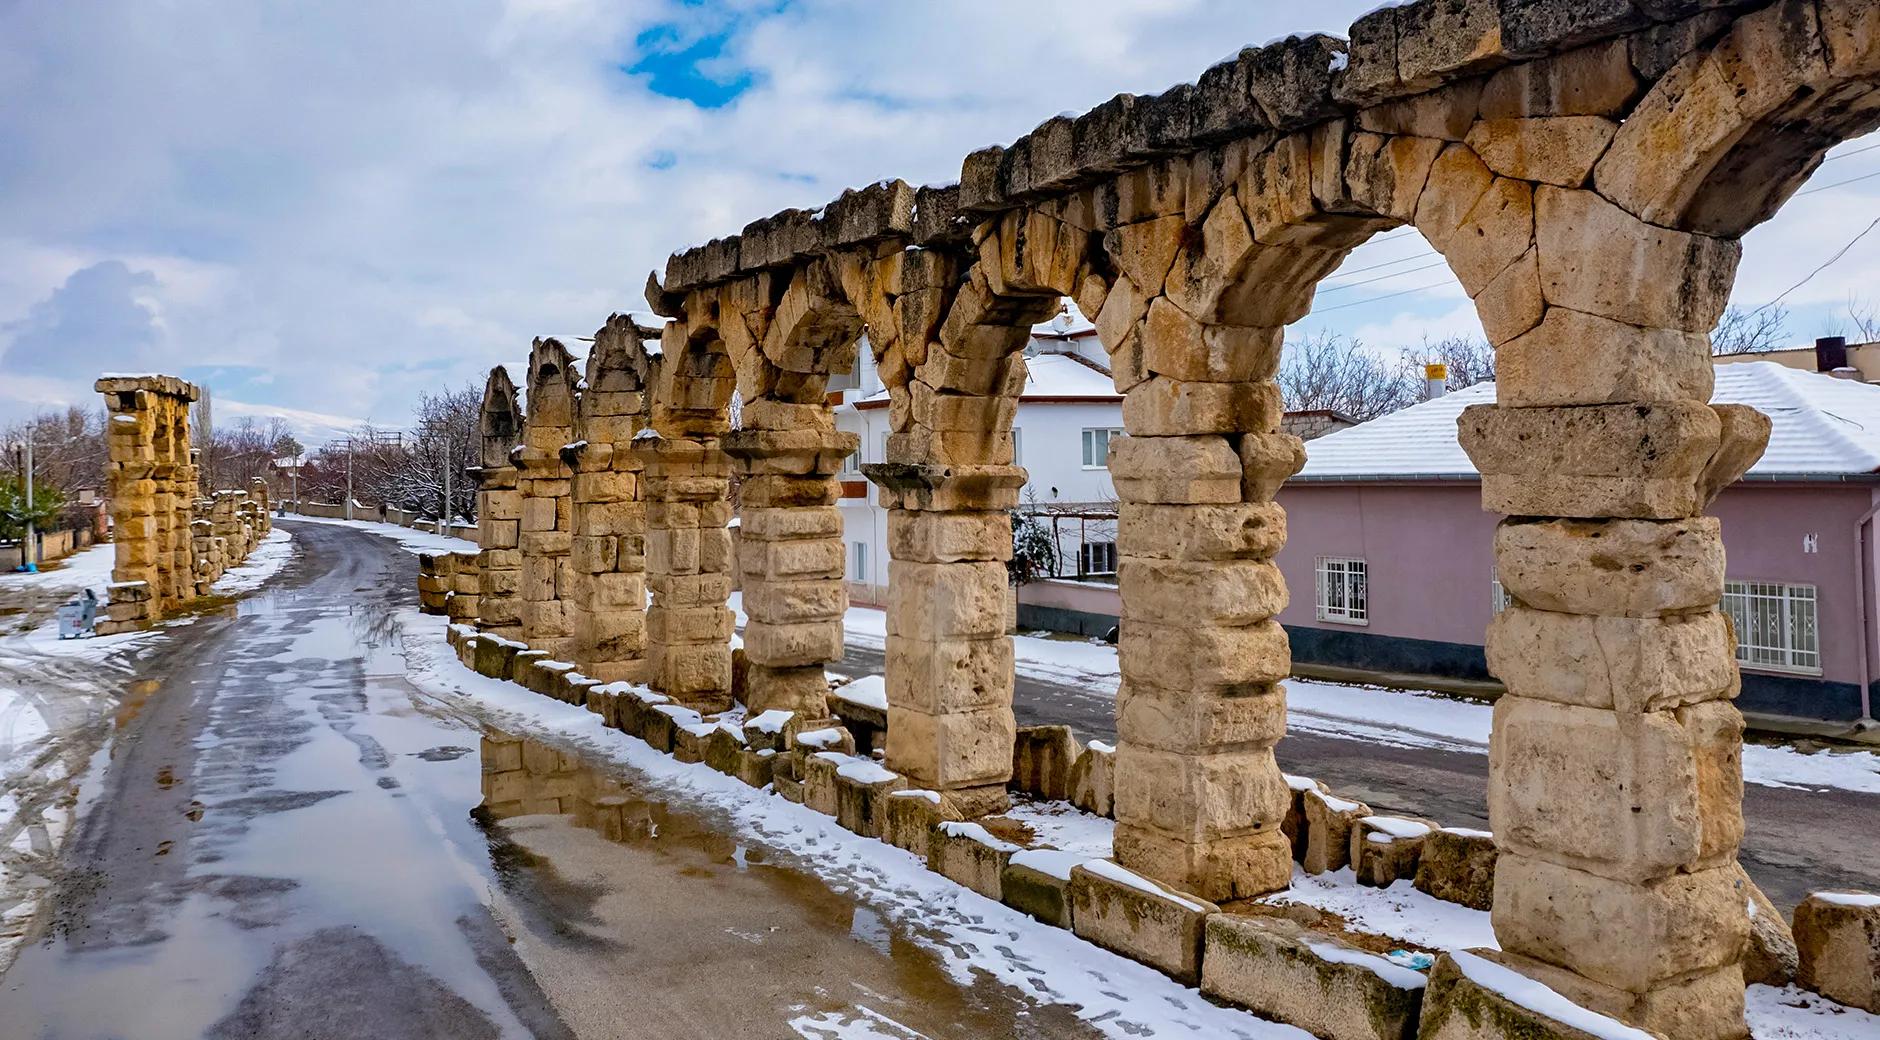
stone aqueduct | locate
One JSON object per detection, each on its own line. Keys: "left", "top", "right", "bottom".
{"left": 457, "top": 3, "right": 1880, "bottom": 1037}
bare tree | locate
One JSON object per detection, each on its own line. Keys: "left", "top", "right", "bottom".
{"left": 1279, "top": 330, "right": 1419, "bottom": 421}
{"left": 1415, "top": 334, "right": 1496, "bottom": 389}
{"left": 1711, "top": 304, "right": 1790, "bottom": 355}
{"left": 1842, "top": 295, "right": 1880, "bottom": 343}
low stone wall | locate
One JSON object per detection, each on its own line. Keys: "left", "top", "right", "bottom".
{"left": 283, "top": 501, "right": 477, "bottom": 542}
{"left": 0, "top": 527, "right": 94, "bottom": 570}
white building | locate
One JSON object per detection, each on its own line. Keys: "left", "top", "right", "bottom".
{"left": 833, "top": 308, "right": 1126, "bottom": 607}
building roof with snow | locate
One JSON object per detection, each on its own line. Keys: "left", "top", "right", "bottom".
{"left": 1295, "top": 361, "right": 1880, "bottom": 483}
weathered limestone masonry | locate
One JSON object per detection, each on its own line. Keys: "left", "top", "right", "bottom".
{"left": 647, "top": 2, "right": 1880, "bottom": 1036}
{"left": 632, "top": 326, "right": 737, "bottom": 712}
{"left": 516, "top": 338, "right": 581, "bottom": 661}
{"left": 473, "top": 367, "right": 525, "bottom": 641}
{"left": 96, "top": 375, "right": 199, "bottom": 634}
{"left": 566, "top": 314, "right": 658, "bottom": 683}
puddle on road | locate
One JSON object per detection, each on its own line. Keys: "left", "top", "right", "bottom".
{"left": 474, "top": 730, "right": 1097, "bottom": 1040}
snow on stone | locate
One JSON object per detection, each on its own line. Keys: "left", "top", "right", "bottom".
{"left": 1011, "top": 848, "right": 1088, "bottom": 881}
{"left": 1442, "top": 826, "right": 1493, "bottom": 839}
{"left": 652, "top": 704, "right": 702, "bottom": 726}
{"left": 831, "top": 674, "right": 887, "bottom": 711}
{"left": 1304, "top": 941, "right": 1426, "bottom": 990}
{"left": 1813, "top": 890, "right": 1880, "bottom": 907}
{"left": 820, "top": 753, "right": 896, "bottom": 785}
{"left": 1083, "top": 860, "right": 1206, "bottom": 912}
{"left": 1283, "top": 773, "right": 1319, "bottom": 792}
{"left": 1360, "top": 816, "right": 1431, "bottom": 844}
{"left": 936, "top": 821, "right": 1020, "bottom": 853}
{"left": 1002, "top": 799, "right": 1114, "bottom": 859}
{"left": 1086, "top": 739, "right": 1113, "bottom": 754}
{"left": 681, "top": 721, "right": 717, "bottom": 740}
{"left": 1308, "top": 788, "right": 1363, "bottom": 814}
{"left": 795, "top": 728, "right": 845, "bottom": 749}
{"left": 1449, "top": 951, "right": 1655, "bottom": 1040}
{"left": 888, "top": 789, "right": 940, "bottom": 805}
{"left": 747, "top": 709, "right": 794, "bottom": 735}
{"left": 1274, "top": 868, "right": 1498, "bottom": 954}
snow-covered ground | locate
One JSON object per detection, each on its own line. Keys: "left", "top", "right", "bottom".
{"left": 397, "top": 604, "right": 1877, "bottom": 1040}
{"left": 0, "top": 539, "right": 118, "bottom": 600}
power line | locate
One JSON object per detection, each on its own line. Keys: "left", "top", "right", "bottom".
{"left": 1745, "top": 214, "right": 1880, "bottom": 317}
{"left": 1820, "top": 140, "right": 1880, "bottom": 165}
{"left": 1316, "top": 259, "right": 1451, "bottom": 295}
{"left": 1323, "top": 247, "right": 1441, "bottom": 281}
{"left": 1313, "top": 279, "right": 1456, "bottom": 314}
{"left": 1795, "top": 167, "right": 1880, "bottom": 197}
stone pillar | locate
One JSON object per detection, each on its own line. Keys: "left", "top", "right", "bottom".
{"left": 634, "top": 433, "right": 734, "bottom": 711}
{"left": 518, "top": 338, "right": 579, "bottom": 661}
{"left": 474, "top": 366, "right": 524, "bottom": 641}
{"left": 95, "top": 375, "right": 199, "bottom": 634}
{"left": 723, "top": 425, "right": 857, "bottom": 717}
{"left": 1107, "top": 344, "right": 1301, "bottom": 903}
{"left": 569, "top": 315, "right": 655, "bottom": 683}
{"left": 1457, "top": 185, "right": 1768, "bottom": 1040}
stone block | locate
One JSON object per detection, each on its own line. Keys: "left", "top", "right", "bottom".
{"left": 1417, "top": 950, "right": 1651, "bottom": 1040}
{"left": 1114, "top": 825, "right": 1293, "bottom": 904}
{"left": 1492, "top": 854, "right": 1748, "bottom": 992}
{"left": 834, "top": 759, "right": 907, "bottom": 838}
{"left": 1488, "top": 696, "right": 1742, "bottom": 881}
{"left": 1487, "top": 607, "right": 1737, "bottom": 716}
{"left": 930, "top": 821, "right": 1018, "bottom": 901}
{"left": 885, "top": 635, "right": 1011, "bottom": 714}
{"left": 1466, "top": 117, "right": 1616, "bottom": 188}
{"left": 1116, "top": 502, "right": 1287, "bottom": 562}
{"left": 1202, "top": 914, "right": 1426, "bottom": 1040}
{"left": 1795, "top": 891, "right": 1880, "bottom": 1012}
{"left": 1534, "top": 186, "right": 1737, "bottom": 333}
{"left": 881, "top": 789, "right": 945, "bottom": 859}
{"left": 1116, "top": 677, "right": 1286, "bottom": 753}
{"left": 1282, "top": 773, "right": 1326, "bottom": 861}
{"left": 1114, "top": 743, "right": 1289, "bottom": 843}
{"left": 1737, "top": 864, "right": 1798, "bottom": 988}
{"left": 1414, "top": 828, "right": 1498, "bottom": 911}
{"left": 1496, "top": 307, "right": 1712, "bottom": 408}
{"left": 1352, "top": 816, "right": 1434, "bottom": 889}
{"left": 886, "top": 510, "right": 1010, "bottom": 564}
{"left": 1069, "top": 862, "right": 1217, "bottom": 985}
{"left": 1010, "top": 725, "right": 1082, "bottom": 800}
{"left": 741, "top": 618, "right": 842, "bottom": 669}
{"left": 1118, "top": 558, "right": 1286, "bottom": 626}
{"left": 801, "top": 751, "right": 844, "bottom": 817}
{"left": 885, "top": 560, "right": 1007, "bottom": 639}
{"left": 1458, "top": 401, "right": 1727, "bottom": 520}
{"left": 509, "top": 650, "right": 549, "bottom": 685}
{"left": 1304, "top": 788, "right": 1372, "bottom": 875}
{"left": 1106, "top": 434, "right": 1243, "bottom": 504}
{"left": 1069, "top": 740, "right": 1116, "bottom": 818}
{"left": 885, "top": 705, "right": 1015, "bottom": 790}
{"left": 1122, "top": 376, "right": 1282, "bottom": 436}
{"left": 1493, "top": 516, "right": 1723, "bottom": 617}
{"left": 1002, "top": 851, "right": 1084, "bottom": 929}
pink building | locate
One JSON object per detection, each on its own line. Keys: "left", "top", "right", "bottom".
{"left": 1020, "top": 362, "right": 1880, "bottom": 726}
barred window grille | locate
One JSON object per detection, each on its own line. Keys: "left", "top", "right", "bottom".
{"left": 1079, "top": 541, "right": 1117, "bottom": 576}
{"left": 1722, "top": 580, "right": 1820, "bottom": 674}
{"left": 1315, "top": 557, "right": 1368, "bottom": 625}
{"left": 1492, "top": 579, "right": 1513, "bottom": 614}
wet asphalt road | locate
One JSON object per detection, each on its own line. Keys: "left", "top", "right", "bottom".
{"left": 0, "top": 522, "right": 1088, "bottom": 1040}
{"left": 844, "top": 641, "right": 1880, "bottom": 913}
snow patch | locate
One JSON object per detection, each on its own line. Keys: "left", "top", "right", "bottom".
{"left": 1450, "top": 951, "right": 1654, "bottom": 1040}
{"left": 1082, "top": 860, "right": 1206, "bottom": 913}
{"left": 831, "top": 674, "right": 887, "bottom": 711}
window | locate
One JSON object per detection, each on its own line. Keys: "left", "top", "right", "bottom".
{"left": 1012, "top": 428, "right": 1022, "bottom": 466}
{"left": 1492, "top": 579, "right": 1513, "bottom": 615}
{"left": 1722, "top": 580, "right": 1820, "bottom": 674}
{"left": 851, "top": 541, "right": 868, "bottom": 582}
{"left": 1079, "top": 541, "right": 1117, "bottom": 576}
{"left": 1315, "top": 557, "right": 1368, "bottom": 625}
{"left": 1082, "top": 428, "right": 1122, "bottom": 469}
{"left": 841, "top": 449, "right": 861, "bottom": 476}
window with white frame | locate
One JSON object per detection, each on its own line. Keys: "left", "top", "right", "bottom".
{"left": 1079, "top": 540, "right": 1117, "bottom": 576}
{"left": 1315, "top": 557, "right": 1369, "bottom": 625}
{"left": 841, "top": 448, "right": 861, "bottom": 476}
{"left": 1492, "top": 579, "right": 1513, "bottom": 614}
{"left": 1722, "top": 580, "right": 1820, "bottom": 674}
{"left": 851, "top": 541, "right": 868, "bottom": 583}
{"left": 1012, "top": 428, "right": 1022, "bottom": 466}
{"left": 1082, "top": 428, "right": 1122, "bottom": 469}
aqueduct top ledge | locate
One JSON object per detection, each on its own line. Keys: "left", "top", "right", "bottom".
{"left": 653, "top": 0, "right": 1793, "bottom": 300}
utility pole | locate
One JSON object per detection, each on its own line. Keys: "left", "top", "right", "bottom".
{"left": 21, "top": 438, "right": 36, "bottom": 572}
{"left": 345, "top": 440, "right": 354, "bottom": 522}
{"left": 441, "top": 439, "right": 452, "bottom": 533}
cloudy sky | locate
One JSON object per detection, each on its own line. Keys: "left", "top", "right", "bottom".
{"left": 3, "top": 0, "right": 1877, "bottom": 443}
